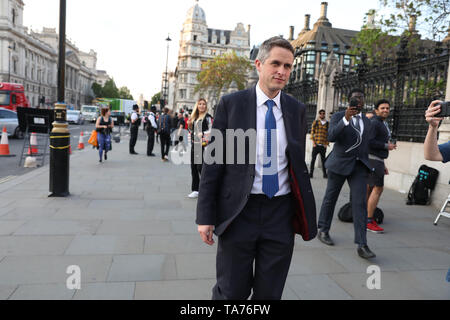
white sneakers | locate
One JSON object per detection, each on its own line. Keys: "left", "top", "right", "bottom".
{"left": 188, "top": 191, "right": 199, "bottom": 198}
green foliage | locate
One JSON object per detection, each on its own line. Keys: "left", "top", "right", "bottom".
{"left": 91, "top": 82, "right": 103, "bottom": 98}
{"left": 118, "top": 86, "right": 133, "bottom": 100}
{"left": 151, "top": 92, "right": 161, "bottom": 106}
{"left": 102, "top": 79, "right": 119, "bottom": 99}
{"left": 195, "top": 51, "right": 253, "bottom": 102}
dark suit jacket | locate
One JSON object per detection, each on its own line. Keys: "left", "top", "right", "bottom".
{"left": 368, "top": 115, "right": 390, "bottom": 159}
{"left": 195, "top": 87, "right": 317, "bottom": 241}
{"left": 325, "top": 110, "right": 373, "bottom": 176}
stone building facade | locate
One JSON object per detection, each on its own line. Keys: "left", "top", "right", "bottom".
{"left": 172, "top": 0, "right": 250, "bottom": 112}
{"left": 0, "top": 0, "right": 103, "bottom": 108}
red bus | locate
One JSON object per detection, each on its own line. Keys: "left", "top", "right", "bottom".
{"left": 0, "top": 83, "right": 30, "bottom": 111}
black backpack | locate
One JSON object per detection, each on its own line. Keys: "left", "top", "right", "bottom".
{"left": 406, "top": 165, "right": 439, "bottom": 205}
{"left": 337, "top": 202, "right": 384, "bottom": 224}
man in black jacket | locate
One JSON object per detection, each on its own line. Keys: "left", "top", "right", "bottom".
{"left": 196, "top": 37, "right": 316, "bottom": 300}
{"left": 367, "top": 99, "right": 397, "bottom": 233}
{"left": 129, "top": 104, "right": 140, "bottom": 155}
{"left": 317, "top": 88, "right": 376, "bottom": 259}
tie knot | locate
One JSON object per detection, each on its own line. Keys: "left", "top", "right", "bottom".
{"left": 265, "top": 100, "right": 275, "bottom": 109}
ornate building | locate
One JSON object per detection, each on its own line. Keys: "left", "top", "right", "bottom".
{"left": 0, "top": 0, "right": 103, "bottom": 108}
{"left": 172, "top": 0, "right": 250, "bottom": 111}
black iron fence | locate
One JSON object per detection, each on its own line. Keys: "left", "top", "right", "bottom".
{"left": 287, "top": 36, "right": 450, "bottom": 143}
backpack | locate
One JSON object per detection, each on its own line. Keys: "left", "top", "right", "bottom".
{"left": 157, "top": 114, "right": 170, "bottom": 134}
{"left": 406, "top": 165, "right": 439, "bottom": 205}
{"left": 338, "top": 202, "right": 384, "bottom": 224}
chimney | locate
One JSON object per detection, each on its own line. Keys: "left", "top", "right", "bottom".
{"left": 288, "top": 26, "right": 295, "bottom": 40}
{"left": 366, "top": 9, "right": 376, "bottom": 29}
{"left": 409, "top": 15, "right": 417, "bottom": 33}
{"left": 320, "top": 2, "right": 328, "bottom": 18}
{"left": 304, "top": 14, "right": 311, "bottom": 31}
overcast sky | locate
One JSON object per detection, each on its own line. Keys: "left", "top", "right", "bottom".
{"left": 23, "top": 0, "right": 380, "bottom": 101}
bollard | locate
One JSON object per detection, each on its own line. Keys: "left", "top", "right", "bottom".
{"left": 49, "top": 103, "right": 70, "bottom": 197}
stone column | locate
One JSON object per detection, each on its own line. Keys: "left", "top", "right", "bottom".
{"left": 438, "top": 55, "right": 450, "bottom": 144}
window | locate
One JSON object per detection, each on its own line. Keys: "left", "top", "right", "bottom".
{"left": 306, "top": 51, "right": 316, "bottom": 62}
{"left": 12, "top": 9, "right": 16, "bottom": 25}
{"left": 0, "top": 93, "right": 10, "bottom": 106}
{"left": 179, "top": 89, "right": 187, "bottom": 99}
{"left": 321, "top": 52, "right": 328, "bottom": 63}
{"left": 193, "top": 35, "right": 197, "bottom": 41}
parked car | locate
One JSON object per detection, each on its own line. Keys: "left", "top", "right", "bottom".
{"left": 0, "top": 107, "right": 24, "bottom": 138}
{"left": 67, "top": 110, "right": 85, "bottom": 125}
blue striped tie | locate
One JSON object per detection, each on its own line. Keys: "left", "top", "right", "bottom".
{"left": 262, "top": 99, "right": 279, "bottom": 198}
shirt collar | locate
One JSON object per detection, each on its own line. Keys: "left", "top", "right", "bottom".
{"left": 256, "top": 82, "right": 281, "bottom": 109}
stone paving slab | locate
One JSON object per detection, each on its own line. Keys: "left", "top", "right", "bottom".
{"left": 0, "top": 255, "right": 112, "bottom": 286}
{"left": 96, "top": 220, "right": 172, "bottom": 236}
{"left": 0, "top": 207, "right": 57, "bottom": 220}
{"left": 72, "top": 282, "right": 135, "bottom": 300}
{"left": 65, "top": 235, "right": 145, "bottom": 255}
{"left": 135, "top": 279, "right": 216, "bottom": 300}
{"left": 0, "top": 285, "right": 17, "bottom": 300}
{"left": 13, "top": 219, "right": 102, "bottom": 236}
{"left": 286, "top": 275, "right": 353, "bottom": 300}
{"left": 0, "top": 220, "right": 27, "bottom": 235}
{"left": 9, "top": 284, "right": 75, "bottom": 300}
{"left": 0, "top": 236, "right": 73, "bottom": 256}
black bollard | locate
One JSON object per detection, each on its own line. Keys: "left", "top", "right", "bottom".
{"left": 49, "top": 103, "right": 70, "bottom": 197}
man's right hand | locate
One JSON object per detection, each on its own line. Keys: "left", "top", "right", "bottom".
{"left": 425, "top": 100, "right": 444, "bottom": 128}
{"left": 198, "top": 225, "right": 215, "bottom": 246}
{"left": 345, "top": 106, "right": 359, "bottom": 121}
{"left": 388, "top": 143, "right": 397, "bottom": 151}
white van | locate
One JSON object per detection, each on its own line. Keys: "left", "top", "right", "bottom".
{"left": 81, "top": 105, "right": 99, "bottom": 122}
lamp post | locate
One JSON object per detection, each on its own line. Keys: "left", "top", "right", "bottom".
{"left": 162, "top": 35, "right": 171, "bottom": 108}
{"left": 49, "top": 0, "right": 70, "bottom": 197}
{"left": 8, "top": 45, "right": 13, "bottom": 82}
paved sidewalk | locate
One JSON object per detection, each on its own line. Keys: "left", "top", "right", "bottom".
{"left": 0, "top": 137, "right": 449, "bottom": 300}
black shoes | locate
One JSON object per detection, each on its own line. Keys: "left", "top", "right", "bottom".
{"left": 357, "top": 245, "right": 376, "bottom": 259}
{"left": 318, "top": 231, "right": 334, "bottom": 246}
{"left": 130, "top": 152, "right": 138, "bottom": 155}
{"left": 104, "top": 153, "right": 107, "bottom": 160}
{"left": 147, "top": 153, "right": 155, "bottom": 157}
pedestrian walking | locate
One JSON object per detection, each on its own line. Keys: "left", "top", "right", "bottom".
{"left": 158, "top": 107, "right": 172, "bottom": 161}
{"left": 366, "top": 99, "right": 397, "bottom": 233}
{"left": 196, "top": 37, "right": 317, "bottom": 300}
{"left": 145, "top": 106, "right": 158, "bottom": 157}
{"left": 309, "top": 109, "right": 329, "bottom": 178}
{"left": 95, "top": 107, "right": 114, "bottom": 163}
{"left": 187, "top": 98, "right": 213, "bottom": 199}
{"left": 129, "top": 105, "right": 140, "bottom": 155}
{"left": 317, "top": 88, "right": 376, "bottom": 259}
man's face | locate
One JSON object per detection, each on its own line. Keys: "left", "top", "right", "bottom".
{"left": 319, "top": 111, "right": 325, "bottom": 120}
{"left": 376, "top": 103, "right": 390, "bottom": 120}
{"left": 255, "top": 46, "right": 294, "bottom": 96}
{"left": 350, "top": 92, "right": 365, "bottom": 111}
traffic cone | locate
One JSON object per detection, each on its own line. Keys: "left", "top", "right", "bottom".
{"left": 0, "top": 126, "right": 15, "bottom": 157}
{"left": 27, "top": 132, "right": 38, "bottom": 155}
{"left": 77, "top": 131, "right": 85, "bottom": 150}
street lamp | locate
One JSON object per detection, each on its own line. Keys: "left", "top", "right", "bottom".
{"left": 8, "top": 45, "right": 13, "bottom": 82}
{"left": 162, "top": 35, "right": 171, "bottom": 108}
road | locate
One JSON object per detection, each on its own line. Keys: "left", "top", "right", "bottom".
{"left": 0, "top": 121, "right": 130, "bottom": 181}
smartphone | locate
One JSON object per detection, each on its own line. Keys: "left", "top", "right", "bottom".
{"left": 436, "top": 101, "right": 450, "bottom": 117}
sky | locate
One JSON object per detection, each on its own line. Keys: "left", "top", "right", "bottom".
{"left": 23, "top": 0, "right": 381, "bottom": 101}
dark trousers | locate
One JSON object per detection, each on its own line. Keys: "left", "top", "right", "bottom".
{"left": 160, "top": 132, "right": 171, "bottom": 159}
{"left": 310, "top": 145, "right": 327, "bottom": 177}
{"left": 146, "top": 130, "right": 155, "bottom": 155}
{"left": 191, "top": 146, "right": 203, "bottom": 192}
{"left": 129, "top": 126, "right": 138, "bottom": 153}
{"left": 317, "top": 161, "right": 369, "bottom": 246}
{"left": 212, "top": 194, "right": 295, "bottom": 300}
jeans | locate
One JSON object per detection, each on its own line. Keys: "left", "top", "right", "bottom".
{"left": 98, "top": 133, "right": 111, "bottom": 160}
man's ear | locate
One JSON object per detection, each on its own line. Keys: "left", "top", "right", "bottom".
{"left": 255, "top": 59, "right": 262, "bottom": 73}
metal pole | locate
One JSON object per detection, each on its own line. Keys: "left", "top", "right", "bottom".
{"left": 163, "top": 35, "right": 171, "bottom": 107}
{"left": 8, "top": 47, "right": 11, "bottom": 82}
{"left": 49, "top": 0, "right": 70, "bottom": 197}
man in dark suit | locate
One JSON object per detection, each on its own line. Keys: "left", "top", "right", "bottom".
{"left": 317, "top": 88, "right": 376, "bottom": 259}
{"left": 196, "top": 37, "right": 317, "bottom": 300}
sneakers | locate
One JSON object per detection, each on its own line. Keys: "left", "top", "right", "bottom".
{"left": 188, "top": 191, "right": 199, "bottom": 198}
{"left": 367, "top": 220, "right": 384, "bottom": 233}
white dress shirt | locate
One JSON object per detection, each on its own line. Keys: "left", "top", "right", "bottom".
{"left": 342, "top": 112, "right": 364, "bottom": 136}
{"left": 251, "top": 82, "right": 291, "bottom": 196}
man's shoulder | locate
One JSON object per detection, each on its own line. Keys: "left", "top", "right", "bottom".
{"left": 282, "top": 91, "right": 304, "bottom": 108}
{"left": 221, "top": 87, "right": 253, "bottom": 103}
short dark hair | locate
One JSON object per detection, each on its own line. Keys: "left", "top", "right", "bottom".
{"left": 348, "top": 88, "right": 365, "bottom": 100}
{"left": 319, "top": 109, "right": 326, "bottom": 113}
{"left": 256, "top": 36, "right": 295, "bottom": 63}
{"left": 133, "top": 104, "right": 139, "bottom": 111}
{"left": 375, "top": 99, "right": 390, "bottom": 110}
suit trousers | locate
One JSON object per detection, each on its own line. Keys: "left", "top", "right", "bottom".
{"left": 160, "top": 132, "right": 171, "bottom": 159}
{"left": 146, "top": 129, "right": 155, "bottom": 155}
{"left": 190, "top": 146, "right": 203, "bottom": 192}
{"left": 129, "top": 126, "right": 138, "bottom": 153}
{"left": 310, "top": 145, "right": 327, "bottom": 177}
{"left": 318, "top": 161, "right": 369, "bottom": 246}
{"left": 212, "top": 193, "right": 295, "bottom": 300}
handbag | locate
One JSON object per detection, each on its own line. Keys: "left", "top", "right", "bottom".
{"left": 88, "top": 130, "right": 98, "bottom": 147}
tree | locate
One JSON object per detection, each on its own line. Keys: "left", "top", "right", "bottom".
{"left": 379, "top": 0, "right": 450, "bottom": 40}
{"left": 118, "top": 86, "right": 134, "bottom": 100}
{"left": 102, "top": 79, "right": 119, "bottom": 98}
{"left": 91, "top": 82, "right": 103, "bottom": 98}
{"left": 195, "top": 51, "right": 253, "bottom": 105}
{"left": 151, "top": 92, "right": 161, "bottom": 106}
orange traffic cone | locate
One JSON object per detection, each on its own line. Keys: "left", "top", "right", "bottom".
{"left": 27, "top": 132, "right": 38, "bottom": 155}
{"left": 77, "top": 131, "right": 85, "bottom": 150}
{"left": 0, "top": 126, "right": 15, "bottom": 157}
